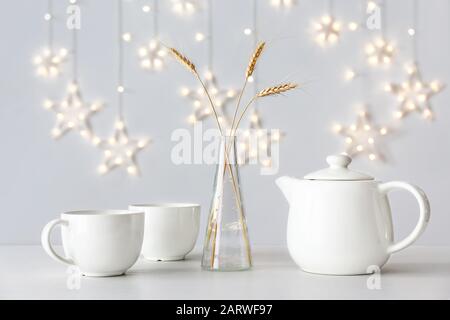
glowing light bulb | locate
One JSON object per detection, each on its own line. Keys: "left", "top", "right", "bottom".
{"left": 244, "top": 28, "right": 252, "bottom": 36}
{"left": 127, "top": 166, "right": 137, "bottom": 175}
{"left": 333, "top": 124, "right": 343, "bottom": 133}
{"left": 122, "top": 33, "right": 132, "bottom": 42}
{"left": 367, "top": 1, "right": 377, "bottom": 11}
{"left": 430, "top": 81, "right": 441, "bottom": 92}
{"left": 423, "top": 108, "right": 433, "bottom": 119}
{"left": 394, "top": 111, "right": 404, "bottom": 119}
{"left": 272, "top": 131, "right": 281, "bottom": 141}
{"left": 188, "top": 115, "right": 196, "bottom": 124}
{"left": 345, "top": 69, "right": 356, "bottom": 81}
{"left": 98, "top": 164, "right": 108, "bottom": 174}
{"left": 270, "top": 0, "right": 295, "bottom": 8}
{"left": 138, "top": 140, "right": 147, "bottom": 149}
{"left": 172, "top": 0, "right": 197, "bottom": 16}
{"left": 115, "top": 121, "right": 125, "bottom": 130}
{"left": 195, "top": 32, "right": 205, "bottom": 42}
{"left": 348, "top": 22, "right": 358, "bottom": 31}
{"left": 43, "top": 99, "right": 53, "bottom": 109}
{"left": 92, "top": 136, "right": 101, "bottom": 146}
{"left": 142, "top": 5, "right": 151, "bottom": 13}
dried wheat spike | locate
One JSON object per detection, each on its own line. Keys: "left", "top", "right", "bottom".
{"left": 169, "top": 48, "right": 196, "bottom": 73}
{"left": 257, "top": 83, "right": 298, "bottom": 97}
{"left": 246, "top": 42, "right": 266, "bottom": 78}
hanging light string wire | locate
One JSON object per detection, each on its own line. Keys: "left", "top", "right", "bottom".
{"left": 411, "top": 0, "right": 418, "bottom": 63}
{"left": 47, "top": 0, "right": 54, "bottom": 51}
{"left": 381, "top": 0, "right": 387, "bottom": 37}
{"left": 117, "top": 0, "right": 124, "bottom": 120}
{"left": 252, "top": 0, "right": 259, "bottom": 106}
{"left": 327, "top": 0, "right": 334, "bottom": 15}
{"left": 153, "top": 0, "right": 159, "bottom": 38}
{"left": 72, "top": 13, "right": 79, "bottom": 82}
{"left": 361, "top": 0, "right": 371, "bottom": 103}
{"left": 207, "top": 0, "right": 213, "bottom": 71}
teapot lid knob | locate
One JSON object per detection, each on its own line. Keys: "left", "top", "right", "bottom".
{"left": 326, "top": 154, "right": 352, "bottom": 169}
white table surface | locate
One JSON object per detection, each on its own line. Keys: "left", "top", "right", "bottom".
{"left": 1, "top": 246, "right": 449, "bottom": 300}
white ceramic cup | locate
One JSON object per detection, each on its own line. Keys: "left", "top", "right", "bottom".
{"left": 129, "top": 203, "right": 200, "bottom": 261}
{"left": 41, "top": 210, "right": 145, "bottom": 277}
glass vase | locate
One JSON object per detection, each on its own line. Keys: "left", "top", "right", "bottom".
{"left": 201, "top": 135, "right": 252, "bottom": 271}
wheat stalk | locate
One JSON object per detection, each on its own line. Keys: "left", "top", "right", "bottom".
{"left": 168, "top": 47, "right": 196, "bottom": 73}
{"left": 230, "top": 42, "right": 267, "bottom": 136}
{"left": 232, "top": 82, "right": 299, "bottom": 134}
{"left": 257, "top": 83, "right": 298, "bottom": 97}
{"left": 246, "top": 42, "right": 266, "bottom": 78}
{"left": 168, "top": 43, "right": 297, "bottom": 271}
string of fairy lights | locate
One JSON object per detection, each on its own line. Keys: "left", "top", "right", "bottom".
{"left": 33, "top": 0, "right": 445, "bottom": 177}
{"left": 365, "top": 0, "right": 396, "bottom": 67}
{"left": 332, "top": 0, "right": 444, "bottom": 161}
{"left": 237, "top": 0, "right": 282, "bottom": 168}
{"left": 384, "top": 0, "right": 443, "bottom": 121}
{"left": 44, "top": 2, "right": 104, "bottom": 142}
{"left": 180, "top": 0, "right": 238, "bottom": 129}
{"left": 138, "top": 0, "right": 169, "bottom": 71}
{"left": 34, "top": 0, "right": 68, "bottom": 78}
{"left": 96, "top": 0, "right": 150, "bottom": 176}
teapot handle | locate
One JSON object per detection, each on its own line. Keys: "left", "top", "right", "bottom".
{"left": 379, "top": 181, "right": 430, "bottom": 254}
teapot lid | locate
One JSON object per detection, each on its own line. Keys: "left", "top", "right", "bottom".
{"left": 304, "top": 154, "right": 374, "bottom": 181}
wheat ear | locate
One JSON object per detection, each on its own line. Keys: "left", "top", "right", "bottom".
{"left": 230, "top": 42, "right": 266, "bottom": 134}
{"left": 257, "top": 83, "right": 298, "bottom": 97}
{"left": 168, "top": 47, "right": 196, "bottom": 73}
{"left": 232, "top": 82, "right": 299, "bottom": 133}
{"left": 246, "top": 42, "right": 266, "bottom": 78}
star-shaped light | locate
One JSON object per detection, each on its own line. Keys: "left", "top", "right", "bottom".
{"left": 270, "top": 0, "right": 296, "bottom": 9}
{"left": 365, "top": 37, "right": 395, "bottom": 66}
{"left": 237, "top": 109, "right": 282, "bottom": 168}
{"left": 43, "top": 82, "right": 103, "bottom": 140}
{"left": 33, "top": 48, "right": 68, "bottom": 78}
{"left": 138, "top": 39, "right": 168, "bottom": 71}
{"left": 180, "top": 70, "right": 237, "bottom": 129}
{"left": 385, "top": 63, "right": 444, "bottom": 120}
{"left": 333, "top": 110, "right": 389, "bottom": 161}
{"left": 171, "top": 0, "right": 199, "bottom": 16}
{"left": 314, "top": 15, "right": 341, "bottom": 46}
{"left": 96, "top": 119, "right": 150, "bottom": 176}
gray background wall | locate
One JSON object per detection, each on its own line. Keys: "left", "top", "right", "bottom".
{"left": 1, "top": 0, "right": 449, "bottom": 245}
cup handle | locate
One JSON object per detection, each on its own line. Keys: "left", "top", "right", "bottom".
{"left": 41, "top": 219, "right": 74, "bottom": 265}
{"left": 379, "top": 181, "right": 431, "bottom": 254}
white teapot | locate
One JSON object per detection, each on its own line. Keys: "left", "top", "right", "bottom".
{"left": 276, "top": 154, "right": 430, "bottom": 275}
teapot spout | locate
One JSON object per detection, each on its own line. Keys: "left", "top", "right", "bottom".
{"left": 276, "top": 176, "right": 296, "bottom": 205}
